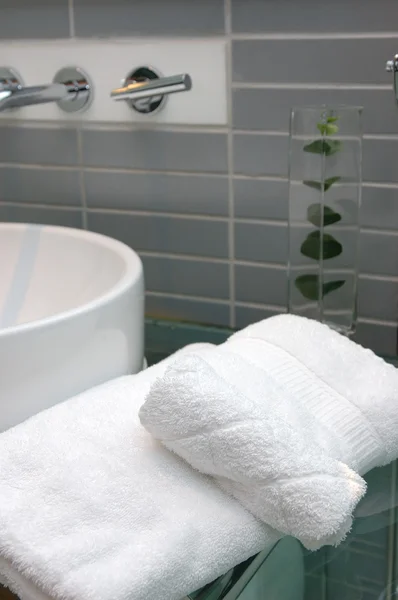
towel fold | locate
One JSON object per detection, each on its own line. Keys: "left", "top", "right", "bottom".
{"left": 140, "top": 315, "right": 398, "bottom": 550}
{"left": 0, "top": 344, "right": 278, "bottom": 600}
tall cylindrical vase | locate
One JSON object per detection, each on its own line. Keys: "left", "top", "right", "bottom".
{"left": 288, "top": 105, "right": 363, "bottom": 336}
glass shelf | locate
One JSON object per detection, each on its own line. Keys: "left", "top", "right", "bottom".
{"left": 189, "top": 461, "right": 398, "bottom": 600}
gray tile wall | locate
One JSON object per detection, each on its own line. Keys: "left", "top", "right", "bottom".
{"left": 1, "top": 0, "right": 398, "bottom": 357}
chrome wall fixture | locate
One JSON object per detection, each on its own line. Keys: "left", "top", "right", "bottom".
{"left": 0, "top": 64, "right": 192, "bottom": 115}
{"left": 110, "top": 66, "right": 192, "bottom": 114}
{"left": 0, "top": 66, "right": 92, "bottom": 113}
{"left": 386, "top": 54, "right": 398, "bottom": 104}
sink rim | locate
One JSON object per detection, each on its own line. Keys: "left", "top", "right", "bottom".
{"left": 0, "top": 223, "right": 143, "bottom": 339}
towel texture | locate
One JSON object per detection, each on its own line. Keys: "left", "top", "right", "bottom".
{"left": 140, "top": 315, "right": 398, "bottom": 550}
{"left": 0, "top": 344, "right": 278, "bottom": 600}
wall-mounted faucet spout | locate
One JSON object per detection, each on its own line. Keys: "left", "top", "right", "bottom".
{"left": 0, "top": 66, "right": 92, "bottom": 114}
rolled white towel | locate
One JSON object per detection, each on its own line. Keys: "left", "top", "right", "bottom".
{"left": 140, "top": 315, "right": 398, "bottom": 550}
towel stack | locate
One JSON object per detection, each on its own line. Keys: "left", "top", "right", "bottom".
{"left": 0, "top": 314, "right": 398, "bottom": 600}
{"left": 140, "top": 314, "right": 398, "bottom": 549}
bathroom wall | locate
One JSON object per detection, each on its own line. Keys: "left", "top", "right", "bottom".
{"left": 1, "top": 0, "right": 398, "bottom": 356}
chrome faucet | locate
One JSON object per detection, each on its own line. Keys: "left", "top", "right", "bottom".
{"left": 111, "top": 67, "right": 192, "bottom": 114}
{"left": 0, "top": 66, "right": 92, "bottom": 113}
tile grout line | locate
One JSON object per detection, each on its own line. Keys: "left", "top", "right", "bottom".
{"left": 86, "top": 208, "right": 229, "bottom": 222}
{"left": 3, "top": 163, "right": 398, "bottom": 189}
{"left": 68, "top": 0, "right": 75, "bottom": 38}
{"left": 147, "top": 290, "right": 286, "bottom": 312}
{"left": 225, "top": 0, "right": 236, "bottom": 329}
{"left": 232, "top": 82, "right": 392, "bottom": 90}
{"left": 4, "top": 200, "right": 398, "bottom": 238}
{"left": 76, "top": 130, "right": 88, "bottom": 229}
{"left": 140, "top": 290, "right": 398, "bottom": 328}
{"left": 0, "top": 120, "right": 228, "bottom": 135}
{"left": 147, "top": 291, "right": 230, "bottom": 305}
{"left": 231, "top": 31, "right": 398, "bottom": 40}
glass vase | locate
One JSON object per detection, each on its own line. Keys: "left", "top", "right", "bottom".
{"left": 287, "top": 105, "right": 362, "bottom": 336}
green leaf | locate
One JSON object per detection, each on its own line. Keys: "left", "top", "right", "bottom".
{"left": 295, "top": 275, "right": 345, "bottom": 300}
{"left": 323, "top": 280, "right": 345, "bottom": 296}
{"left": 327, "top": 116, "right": 339, "bottom": 123}
{"left": 303, "top": 176, "right": 341, "bottom": 192}
{"left": 303, "top": 180, "right": 322, "bottom": 191}
{"left": 325, "top": 139, "right": 342, "bottom": 155}
{"left": 303, "top": 138, "right": 342, "bottom": 156}
{"left": 300, "top": 231, "right": 343, "bottom": 260}
{"left": 303, "top": 139, "right": 328, "bottom": 154}
{"left": 295, "top": 274, "right": 319, "bottom": 300}
{"left": 316, "top": 123, "right": 339, "bottom": 136}
{"left": 307, "top": 203, "right": 342, "bottom": 227}
{"left": 324, "top": 175, "right": 341, "bottom": 190}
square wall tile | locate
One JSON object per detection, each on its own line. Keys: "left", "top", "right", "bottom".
{"left": 354, "top": 321, "right": 398, "bottom": 356}
{"left": 235, "top": 304, "right": 284, "bottom": 329}
{"left": 84, "top": 171, "right": 228, "bottom": 216}
{"left": 146, "top": 295, "right": 230, "bottom": 327}
{"left": 358, "top": 277, "right": 398, "bottom": 322}
{"left": 234, "top": 134, "right": 288, "bottom": 177}
{"left": 360, "top": 231, "right": 398, "bottom": 276}
{"left": 363, "top": 139, "right": 398, "bottom": 184}
{"left": 0, "top": 167, "right": 81, "bottom": 206}
{"left": 234, "top": 179, "right": 288, "bottom": 221}
{"left": 87, "top": 211, "right": 229, "bottom": 258}
{"left": 235, "top": 222, "right": 288, "bottom": 264}
{"left": 231, "top": 0, "right": 398, "bottom": 33}
{"left": 0, "top": 126, "right": 79, "bottom": 166}
{"left": 141, "top": 255, "right": 229, "bottom": 299}
{"left": 74, "top": 0, "right": 224, "bottom": 37}
{"left": 235, "top": 264, "right": 287, "bottom": 306}
{"left": 82, "top": 130, "right": 228, "bottom": 174}
{"left": 233, "top": 39, "right": 397, "bottom": 85}
{"left": 0, "top": 0, "right": 70, "bottom": 39}
{"left": 233, "top": 88, "right": 398, "bottom": 135}
{"left": 0, "top": 204, "right": 83, "bottom": 228}
{"left": 361, "top": 186, "right": 398, "bottom": 229}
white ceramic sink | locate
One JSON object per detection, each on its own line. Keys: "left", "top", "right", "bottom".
{"left": 0, "top": 223, "right": 145, "bottom": 432}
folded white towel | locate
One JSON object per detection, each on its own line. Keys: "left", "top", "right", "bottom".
{"left": 0, "top": 344, "right": 278, "bottom": 600}
{"left": 231, "top": 314, "right": 398, "bottom": 471}
{"left": 140, "top": 315, "right": 398, "bottom": 550}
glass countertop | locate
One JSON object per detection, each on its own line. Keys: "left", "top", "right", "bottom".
{"left": 190, "top": 462, "right": 398, "bottom": 600}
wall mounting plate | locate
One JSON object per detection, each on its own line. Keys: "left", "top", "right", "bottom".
{"left": 0, "top": 66, "right": 23, "bottom": 89}
{"left": 123, "top": 66, "right": 166, "bottom": 115}
{"left": 0, "top": 39, "right": 226, "bottom": 125}
{"left": 53, "top": 66, "right": 93, "bottom": 113}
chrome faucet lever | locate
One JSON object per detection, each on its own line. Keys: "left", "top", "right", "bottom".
{"left": 111, "top": 66, "right": 192, "bottom": 114}
{"left": 0, "top": 66, "right": 92, "bottom": 113}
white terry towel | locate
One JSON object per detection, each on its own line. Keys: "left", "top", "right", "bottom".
{"left": 0, "top": 344, "right": 279, "bottom": 600}
{"left": 140, "top": 315, "right": 398, "bottom": 551}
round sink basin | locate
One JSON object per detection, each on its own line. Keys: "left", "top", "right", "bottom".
{"left": 0, "top": 223, "right": 145, "bottom": 431}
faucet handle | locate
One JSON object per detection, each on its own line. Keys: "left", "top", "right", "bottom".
{"left": 0, "top": 67, "right": 23, "bottom": 91}
{"left": 386, "top": 54, "right": 398, "bottom": 104}
{"left": 110, "top": 66, "right": 192, "bottom": 114}
{"left": 386, "top": 55, "right": 398, "bottom": 72}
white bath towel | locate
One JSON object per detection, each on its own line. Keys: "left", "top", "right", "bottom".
{"left": 0, "top": 344, "right": 279, "bottom": 600}
{"left": 140, "top": 315, "right": 398, "bottom": 550}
